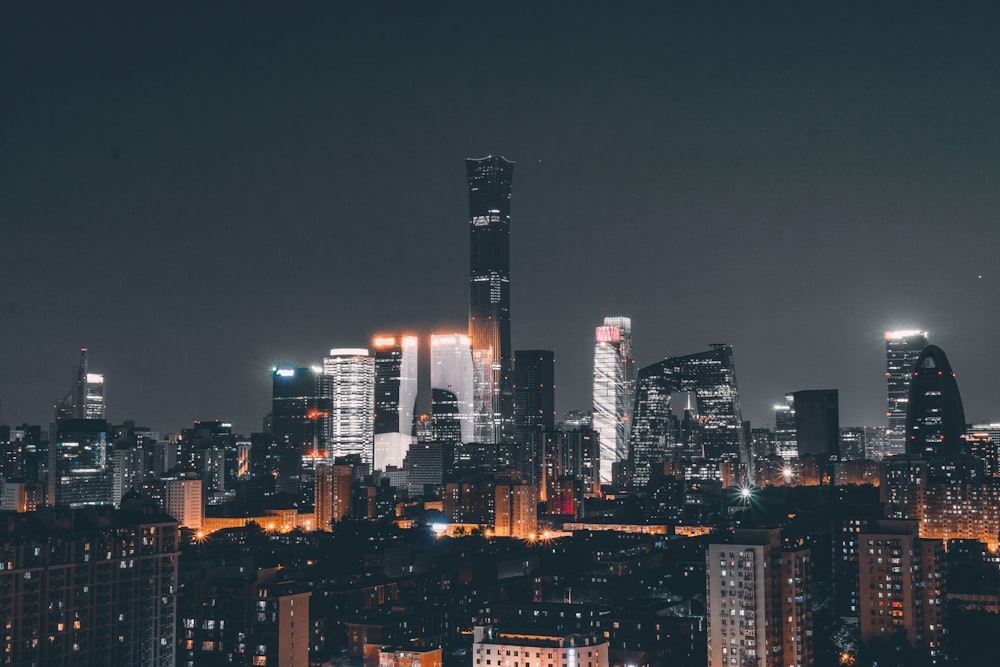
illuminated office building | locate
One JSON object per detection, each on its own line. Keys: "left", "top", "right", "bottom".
{"left": 630, "top": 344, "right": 748, "bottom": 489}
{"left": 467, "top": 155, "right": 514, "bottom": 446}
{"left": 430, "top": 334, "right": 474, "bottom": 444}
{"left": 48, "top": 418, "right": 111, "bottom": 507}
{"left": 372, "top": 335, "right": 418, "bottom": 470}
{"left": 885, "top": 330, "right": 928, "bottom": 457}
{"left": 905, "top": 344, "right": 966, "bottom": 460}
{"left": 56, "top": 348, "right": 106, "bottom": 420}
{"left": 592, "top": 317, "right": 634, "bottom": 486}
{"left": 323, "top": 348, "right": 375, "bottom": 466}
{"left": 774, "top": 395, "right": 797, "bottom": 461}
{"left": 271, "top": 367, "right": 329, "bottom": 451}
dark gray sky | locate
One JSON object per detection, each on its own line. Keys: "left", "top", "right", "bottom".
{"left": 3, "top": 2, "right": 1000, "bottom": 435}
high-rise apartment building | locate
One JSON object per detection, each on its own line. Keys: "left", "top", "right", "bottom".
{"left": 494, "top": 482, "right": 537, "bottom": 538}
{"left": 593, "top": 317, "right": 634, "bottom": 486}
{"left": 165, "top": 476, "right": 203, "bottom": 530}
{"left": 630, "top": 344, "right": 748, "bottom": 488}
{"left": 430, "top": 334, "right": 475, "bottom": 444}
{"left": 315, "top": 460, "right": 354, "bottom": 529}
{"left": 372, "top": 336, "right": 418, "bottom": 470}
{"left": 467, "top": 155, "right": 514, "bottom": 446}
{"left": 858, "top": 520, "right": 946, "bottom": 661}
{"left": 885, "top": 330, "right": 928, "bottom": 457}
{"left": 323, "top": 348, "right": 375, "bottom": 466}
{"left": 706, "top": 528, "right": 812, "bottom": 667}
{"left": 0, "top": 501, "right": 179, "bottom": 667}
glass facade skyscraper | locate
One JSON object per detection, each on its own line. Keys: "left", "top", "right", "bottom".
{"left": 323, "top": 348, "right": 375, "bottom": 466}
{"left": 905, "top": 344, "right": 966, "bottom": 460}
{"left": 592, "top": 316, "right": 634, "bottom": 486}
{"left": 885, "top": 329, "right": 928, "bottom": 457}
{"left": 431, "top": 334, "right": 475, "bottom": 444}
{"left": 372, "top": 335, "right": 418, "bottom": 470}
{"left": 467, "top": 156, "right": 514, "bottom": 446}
{"left": 512, "top": 350, "right": 555, "bottom": 444}
{"left": 629, "top": 344, "right": 748, "bottom": 488}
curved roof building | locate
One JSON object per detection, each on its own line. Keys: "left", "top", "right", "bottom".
{"left": 905, "top": 345, "right": 966, "bottom": 459}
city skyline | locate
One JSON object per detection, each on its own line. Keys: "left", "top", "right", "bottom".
{"left": 4, "top": 3, "right": 1000, "bottom": 435}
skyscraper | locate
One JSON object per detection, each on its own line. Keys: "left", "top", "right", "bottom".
{"left": 905, "top": 344, "right": 966, "bottom": 460}
{"left": 630, "top": 344, "right": 748, "bottom": 488}
{"left": 467, "top": 155, "right": 514, "bottom": 446}
{"left": 372, "top": 335, "right": 418, "bottom": 470}
{"left": 886, "top": 330, "right": 929, "bottom": 457}
{"left": 48, "top": 418, "right": 111, "bottom": 507}
{"left": 323, "top": 349, "right": 375, "bottom": 466}
{"left": 774, "top": 394, "right": 797, "bottom": 461}
{"left": 56, "top": 348, "right": 106, "bottom": 420}
{"left": 775, "top": 389, "right": 840, "bottom": 460}
{"left": 430, "top": 334, "right": 475, "bottom": 444}
{"left": 592, "top": 317, "right": 634, "bottom": 486}
{"left": 513, "top": 350, "right": 555, "bottom": 443}
{"left": 271, "top": 366, "right": 330, "bottom": 498}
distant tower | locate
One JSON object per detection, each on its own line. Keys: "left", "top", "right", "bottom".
{"left": 905, "top": 345, "right": 966, "bottom": 459}
{"left": 467, "top": 155, "right": 514, "bottom": 446}
{"left": 592, "top": 317, "right": 634, "bottom": 486}
{"left": 372, "top": 336, "right": 418, "bottom": 470}
{"left": 59, "top": 348, "right": 106, "bottom": 420}
{"left": 775, "top": 390, "right": 840, "bottom": 460}
{"left": 513, "top": 350, "right": 555, "bottom": 444}
{"left": 323, "top": 349, "right": 375, "bottom": 466}
{"left": 431, "top": 334, "right": 475, "bottom": 444}
{"left": 886, "top": 330, "right": 928, "bottom": 456}
{"left": 513, "top": 350, "right": 555, "bottom": 486}
{"left": 774, "top": 394, "right": 797, "bottom": 461}
{"left": 791, "top": 389, "right": 839, "bottom": 458}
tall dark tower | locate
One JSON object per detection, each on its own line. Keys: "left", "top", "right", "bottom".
{"left": 905, "top": 345, "right": 966, "bottom": 460}
{"left": 467, "top": 155, "right": 514, "bottom": 446}
{"left": 513, "top": 350, "right": 555, "bottom": 445}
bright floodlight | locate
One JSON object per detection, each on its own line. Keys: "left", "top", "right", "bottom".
{"left": 739, "top": 487, "right": 752, "bottom": 500}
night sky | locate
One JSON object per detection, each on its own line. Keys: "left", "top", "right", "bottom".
{"left": 3, "top": 2, "right": 1000, "bottom": 436}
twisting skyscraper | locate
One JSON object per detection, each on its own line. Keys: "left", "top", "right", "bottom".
{"left": 885, "top": 330, "right": 928, "bottom": 457}
{"left": 467, "top": 156, "right": 514, "bottom": 445}
{"left": 592, "top": 317, "right": 634, "bottom": 486}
